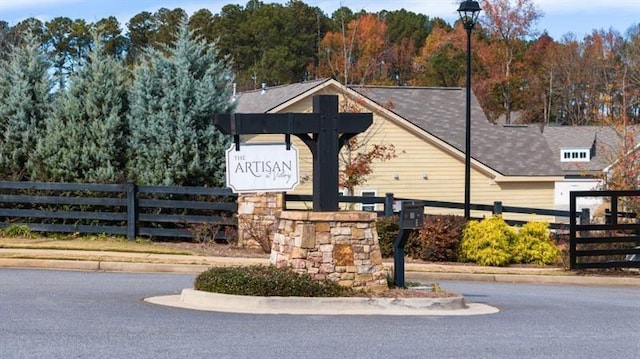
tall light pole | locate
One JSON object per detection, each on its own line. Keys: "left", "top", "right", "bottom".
{"left": 458, "top": 1, "right": 481, "bottom": 220}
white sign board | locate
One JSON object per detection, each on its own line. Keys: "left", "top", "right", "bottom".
{"left": 225, "top": 143, "right": 299, "bottom": 193}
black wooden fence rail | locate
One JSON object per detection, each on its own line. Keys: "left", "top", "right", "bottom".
{"left": 285, "top": 193, "right": 580, "bottom": 229}
{"left": 0, "top": 181, "right": 237, "bottom": 241}
{"left": 570, "top": 190, "right": 640, "bottom": 269}
{"left": 0, "top": 180, "right": 586, "bottom": 241}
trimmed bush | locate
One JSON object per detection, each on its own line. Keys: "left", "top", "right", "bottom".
{"left": 407, "top": 215, "right": 466, "bottom": 262}
{"left": 194, "top": 265, "right": 352, "bottom": 297}
{"left": 376, "top": 215, "right": 399, "bottom": 258}
{"left": 512, "top": 221, "right": 560, "bottom": 265}
{"left": 460, "top": 216, "right": 516, "bottom": 266}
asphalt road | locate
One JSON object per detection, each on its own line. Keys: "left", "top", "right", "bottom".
{"left": 1, "top": 268, "right": 639, "bottom": 359}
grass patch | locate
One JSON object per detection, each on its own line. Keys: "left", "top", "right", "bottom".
{"left": 0, "top": 234, "right": 195, "bottom": 256}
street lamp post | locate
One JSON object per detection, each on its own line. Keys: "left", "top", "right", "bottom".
{"left": 458, "top": 1, "right": 481, "bottom": 220}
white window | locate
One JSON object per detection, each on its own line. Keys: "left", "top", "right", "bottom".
{"left": 560, "top": 148, "right": 590, "bottom": 163}
{"left": 359, "top": 190, "right": 377, "bottom": 212}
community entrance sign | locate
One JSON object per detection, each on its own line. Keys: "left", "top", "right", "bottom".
{"left": 215, "top": 95, "right": 373, "bottom": 211}
{"left": 225, "top": 143, "right": 299, "bottom": 193}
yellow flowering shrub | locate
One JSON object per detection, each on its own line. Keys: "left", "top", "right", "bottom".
{"left": 460, "top": 216, "right": 516, "bottom": 266}
{"left": 460, "top": 216, "right": 560, "bottom": 266}
{"left": 511, "top": 221, "right": 560, "bottom": 265}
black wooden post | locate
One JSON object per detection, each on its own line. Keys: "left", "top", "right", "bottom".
{"left": 384, "top": 193, "right": 394, "bottom": 216}
{"left": 214, "top": 95, "right": 372, "bottom": 212}
{"left": 493, "top": 201, "right": 503, "bottom": 215}
{"left": 126, "top": 181, "right": 138, "bottom": 241}
{"left": 580, "top": 208, "right": 590, "bottom": 225}
{"left": 611, "top": 195, "right": 619, "bottom": 225}
{"left": 313, "top": 95, "right": 339, "bottom": 211}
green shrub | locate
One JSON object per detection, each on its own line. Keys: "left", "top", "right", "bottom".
{"left": 407, "top": 215, "right": 466, "bottom": 262}
{"left": 194, "top": 265, "right": 352, "bottom": 297}
{"left": 375, "top": 215, "right": 399, "bottom": 258}
{"left": 460, "top": 216, "right": 516, "bottom": 266}
{"left": 512, "top": 221, "right": 560, "bottom": 265}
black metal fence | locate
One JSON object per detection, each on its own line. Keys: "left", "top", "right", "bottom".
{"left": 0, "top": 181, "right": 237, "bottom": 241}
{"left": 570, "top": 190, "right": 640, "bottom": 269}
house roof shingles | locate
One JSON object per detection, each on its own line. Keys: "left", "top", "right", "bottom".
{"left": 541, "top": 126, "right": 635, "bottom": 174}
{"left": 233, "top": 80, "right": 627, "bottom": 178}
{"left": 234, "top": 79, "right": 330, "bottom": 113}
{"left": 353, "top": 85, "right": 562, "bottom": 177}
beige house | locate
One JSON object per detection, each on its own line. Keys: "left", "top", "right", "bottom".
{"left": 542, "top": 125, "right": 640, "bottom": 215}
{"left": 232, "top": 78, "right": 565, "bottom": 220}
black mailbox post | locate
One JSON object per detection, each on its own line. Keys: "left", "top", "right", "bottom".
{"left": 393, "top": 200, "right": 425, "bottom": 287}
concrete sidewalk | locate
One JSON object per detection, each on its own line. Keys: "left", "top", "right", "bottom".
{"left": 1, "top": 247, "right": 639, "bottom": 287}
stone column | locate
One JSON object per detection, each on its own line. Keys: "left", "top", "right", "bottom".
{"left": 271, "top": 210, "right": 387, "bottom": 291}
{"left": 236, "top": 192, "right": 284, "bottom": 249}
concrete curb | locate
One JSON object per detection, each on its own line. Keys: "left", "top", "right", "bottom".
{"left": 144, "top": 288, "right": 500, "bottom": 316}
{"left": 0, "top": 258, "right": 211, "bottom": 274}
{"left": 406, "top": 272, "right": 640, "bottom": 287}
{"left": 2, "top": 249, "right": 640, "bottom": 287}
{"left": 0, "top": 258, "right": 101, "bottom": 271}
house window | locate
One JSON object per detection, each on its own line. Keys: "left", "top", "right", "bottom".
{"left": 560, "top": 149, "right": 590, "bottom": 163}
{"left": 360, "top": 190, "right": 377, "bottom": 212}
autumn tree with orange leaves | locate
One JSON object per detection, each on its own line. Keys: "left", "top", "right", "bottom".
{"left": 339, "top": 137, "right": 398, "bottom": 196}
{"left": 478, "top": 0, "right": 542, "bottom": 124}
{"left": 332, "top": 96, "right": 400, "bottom": 197}
{"left": 598, "top": 26, "right": 640, "bottom": 212}
{"left": 316, "top": 13, "right": 389, "bottom": 85}
{"left": 411, "top": 23, "right": 465, "bottom": 87}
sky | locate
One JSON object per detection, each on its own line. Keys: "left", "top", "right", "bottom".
{"left": 1, "top": 0, "right": 639, "bottom": 40}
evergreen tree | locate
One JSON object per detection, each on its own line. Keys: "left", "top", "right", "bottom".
{"left": 32, "top": 34, "right": 129, "bottom": 183}
{"left": 0, "top": 32, "right": 51, "bottom": 180}
{"left": 127, "top": 23, "right": 234, "bottom": 186}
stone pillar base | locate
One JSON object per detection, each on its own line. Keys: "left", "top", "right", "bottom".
{"left": 271, "top": 210, "right": 387, "bottom": 291}
{"left": 236, "top": 192, "right": 284, "bottom": 250}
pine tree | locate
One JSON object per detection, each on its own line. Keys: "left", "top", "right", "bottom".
{"left": 0, "top": 32, "right": 51, "bottom": 180}
{"left": 32, "top": 34, "right": 129, "bottom": 183}
{"left": 127, "top": 22, "right": 234, "bottom": 186}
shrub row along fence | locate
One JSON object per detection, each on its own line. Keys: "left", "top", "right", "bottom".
{"left": 570, "top": 190, "right": 640, "bottom": 269}
{"left": 0, "top": 181, "right": 237, "bottom": 241}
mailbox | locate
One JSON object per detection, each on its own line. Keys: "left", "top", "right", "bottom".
{"left": 394, "top": 200, "right": 425, "bottom": 288}
{"left": 400, "top": 200, "right": 424, "bottom": 229}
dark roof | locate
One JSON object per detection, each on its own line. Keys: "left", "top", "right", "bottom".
{"left": 352, "top": 85, "right": 562, "bottom": 176}
{"left": 234, "top": 79, "right": 330, "bottom": 113}
{"left": 232, "top": 80, "right": 569, "bottom": 177}
{"left": 542, "top": 125, "right": 636, "bottom": 174}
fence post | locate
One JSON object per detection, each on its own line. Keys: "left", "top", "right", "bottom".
{"left": 580, "top": 208, "right": 590, "bottom": 225}
{"left": 126, "top": 181, "right": 138, "bottom": 241}
{"left": 493, "top": 201, "right": 502, "bottom": 215}
{"left": 610, "top": 195, "right": 618, "bottom": 225}
{"left": 384, "top": 193, "right": 394, "bottom": 216}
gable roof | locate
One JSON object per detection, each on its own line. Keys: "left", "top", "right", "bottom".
{"left": 233, "top": 79, "right": 564, "bottom": 177}
{"left": 352, "top": 85, "right": 562, "bottom": 177}
{"left": 234, "top": 78, "right": 331, "bottom": 113}
{"left": 542, "top": 125, "right": 640, "bottom": 174}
